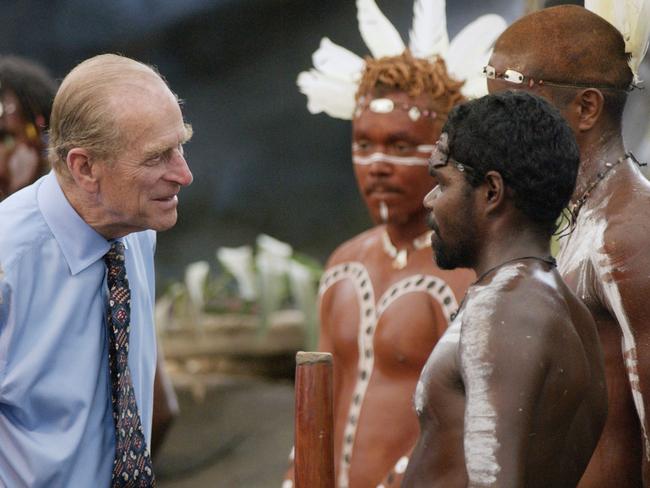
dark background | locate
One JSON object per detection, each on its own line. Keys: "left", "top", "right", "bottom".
{"left": 4, "top": 0, "right": 648, "bottom": 288}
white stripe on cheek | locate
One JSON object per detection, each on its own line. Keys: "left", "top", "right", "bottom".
{"left": 353, "top": 153, "right": 429, "bottom": 166}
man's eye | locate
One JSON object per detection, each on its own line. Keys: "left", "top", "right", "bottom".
{"left": 394, "top": 142, "right": 413, "bottom": 153}
{"left": 355, "top": 141, "right": 371, "bottom": 151}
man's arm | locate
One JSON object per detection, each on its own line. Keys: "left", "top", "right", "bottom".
{"left": 460, "top": 294, "right": 550, "bottom": 488}
{"left": 600, "top": 226, "right": 650, "bottom": 485}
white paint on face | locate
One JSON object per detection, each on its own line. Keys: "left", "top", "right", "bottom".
{"left": 282, "top": 480, "right": 293, "bottom": 488}
{"left": 379, "top": 201, "right": 389, "bottom": 222}
{"left": 352, "top": 153, "right": 429, "bottom": 166}
{"left": 462, "top": 264, "right": 524, "bottom": 486}
{"left": 394, "top": 455, "right": 409, "bottom": 474}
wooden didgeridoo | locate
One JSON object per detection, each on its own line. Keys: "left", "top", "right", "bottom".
{"left": 294, "top": 351, "right": 335, "bottom": 488}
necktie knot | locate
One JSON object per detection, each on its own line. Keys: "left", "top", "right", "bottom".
{"left": 105, "top": 241, "right": 126, "bottom": 268}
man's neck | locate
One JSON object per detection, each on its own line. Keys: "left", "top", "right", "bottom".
{"left": 473, "top": 223, "right": 551, "bottom": 281}
{"left": 383, "top": 211, "right": 430, "bottom": 249}
{"left": 572, "top": 129, "right": 626, "bottom": 206}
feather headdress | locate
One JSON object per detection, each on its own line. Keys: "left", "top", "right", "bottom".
{"left": 297, "top": 0, "right": 507, "bottom": 120}
{"left": 585, "top": 0, "right": 650, "bottom": 85}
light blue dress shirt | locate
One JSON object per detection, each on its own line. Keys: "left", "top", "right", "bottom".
{"left": 0, "top": 172, "right": 157, "bottom": 487}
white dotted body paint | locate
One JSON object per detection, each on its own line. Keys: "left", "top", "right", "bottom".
{"left": 557, "top": 197, "right": 650, "bottom": 459}
{"left": 319, "top": 262, "right": 458, "bottom": 488}
{"left": 352, "top": 153, "right": 429, "bottom": 167}
{"left": 462, "top": 264, "right": 524, "bottom": 486}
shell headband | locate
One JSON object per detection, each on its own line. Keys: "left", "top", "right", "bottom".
{"left": 296, "top": 0, "right": 507, "bottom": 120}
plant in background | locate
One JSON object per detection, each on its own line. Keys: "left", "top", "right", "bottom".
{"left": 157, "top": 234, "right": 323, "bottom": 349}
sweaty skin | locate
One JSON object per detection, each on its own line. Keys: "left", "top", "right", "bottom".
{"left": 283, "top": 91, "right": 473, "bottom": 488}
{"left": 403, "top": 260, "right": 607, "bottom": 488}
{"left": 487, "top": 6, "right": 650, "bottom": 486}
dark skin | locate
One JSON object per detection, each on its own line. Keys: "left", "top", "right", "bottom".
{"left": 0, "top": 89, "right": 46, "bottom": 199}
{"left": 487, "top": 6, "right": 650, "bottom": 486}
{"left": 402, "top": 144, "right": 607, "bottom": 487}
{"left": 283, "top": 91, "right": 473, "bottom": 488}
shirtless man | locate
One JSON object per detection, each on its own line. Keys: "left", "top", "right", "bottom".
{"left": 284, "top": 1, "right": 505, "bottom": 482}
{"left": 403, "top": 90, "right": 607, "bottom": 487}
{"left": 486, "top": 5, "right": 650, "bottom": 486}
{"left": 284, "top": 50, "right": 473, "bottom": 488}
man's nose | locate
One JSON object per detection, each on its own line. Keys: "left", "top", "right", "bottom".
{"left": 168, "top": 151, "right": 193, "bottom": 187}
{"left": 368, "top": 157, "right": 394, "bottom": 176}
{"left": 423, "top": 186, "right": 438, "bottom": 209}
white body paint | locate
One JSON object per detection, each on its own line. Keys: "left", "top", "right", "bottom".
{"left": 319, "top": 262, "right": 458, "bottom": 488}
{"left": 557, "top": 197, "right": 650, "bottom": 459}
{"left": 462, "top": 264, "right": 524, "bottom": 486}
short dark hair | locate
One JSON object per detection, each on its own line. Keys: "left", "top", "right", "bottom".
{"left": 443, "top": 91, "right": 579, "bottom": 233}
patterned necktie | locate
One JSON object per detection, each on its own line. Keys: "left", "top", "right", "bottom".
{"left": 104, "top": 241, "right": 156, "bottom": 487}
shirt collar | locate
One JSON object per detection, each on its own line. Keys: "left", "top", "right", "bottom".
{"left": 38, "top": 172, "right": 111, "bottom": 275}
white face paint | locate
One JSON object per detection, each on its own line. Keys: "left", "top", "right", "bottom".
{"left": 352, "top": 153, "right": 429, "bottom": 166}
{"left": 462, "top": 264, "right": 524, "bottom": 486}
{"left": 379, "top": 201, "right": 389, "bottom": 222}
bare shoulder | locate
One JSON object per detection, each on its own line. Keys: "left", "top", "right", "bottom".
{"left": 325, "top": 226, "right": 382, "bottom": 268}
{"left": 461, "top": 263, "right": 570, "bottom": 350}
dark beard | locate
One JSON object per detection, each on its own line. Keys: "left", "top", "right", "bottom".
{"left": 428, "top": 208, "right": 475, "bottom": 270}
{"left": 431, "top": 232, "right": 473, "bottom": 270}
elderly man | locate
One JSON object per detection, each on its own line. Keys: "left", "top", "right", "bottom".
{"left": 0, "top": 54, "right": 193, "bottom": 487}
{"left": 403, "top": 90, "right": 607, "bottom": 488}
{"left": 486, "top": 5, "right": 650, "bottom": 486}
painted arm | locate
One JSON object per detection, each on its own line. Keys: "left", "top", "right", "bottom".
{"left": 600, "top": 229, "right": 650, "bottom": 485}
{"left": 460, "top": 299, "right": 549, "bottom": 488}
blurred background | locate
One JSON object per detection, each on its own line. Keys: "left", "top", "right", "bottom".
{"left": 3, "top": 0, "right": 649, "bottom": 485}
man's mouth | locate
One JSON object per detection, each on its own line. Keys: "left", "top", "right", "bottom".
{"left": 365, "top": 183, "right": 402, "bottom": 196}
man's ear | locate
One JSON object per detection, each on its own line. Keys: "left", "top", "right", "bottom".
{"left": 66, "top": 148, "right": 99, "bottom": 193}
{"left": 483, "top": 170, "right": 506, "bottom": 215}
{"left": 565, "top": 88, "right": 604, "bottom": 133}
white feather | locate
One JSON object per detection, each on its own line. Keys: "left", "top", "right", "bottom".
{"left": 356, "top": 0, "right": 405, "bottom": 58}
{"left": 446, "top": 14, "right": 507, "bottom": 98}
{"left": 297, "top": 69, "right": 357, "bottom": 120}
{"left": 586, "top": 0, "right": 650, "bottom": 83}
{"left": 408, "top": 0, "right": 449, "bottom": 60}
{"left": 313, "top": 37, "right": 365, "bottom": 83}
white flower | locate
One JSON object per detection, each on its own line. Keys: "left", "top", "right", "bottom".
{"left": 216, "top": 245, "right": 258, "bottom": 301}
{"left": 184, "top": 261, "right": 210, "bottom": 311}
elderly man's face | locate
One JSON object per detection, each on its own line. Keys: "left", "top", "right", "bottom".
{"left": 96, "top": 79, "right": 193, "bottom": 237}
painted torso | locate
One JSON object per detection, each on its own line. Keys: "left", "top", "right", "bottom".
{"left": 405, "top": 261, "right": 607, "bottom": 488}
{"left": 320, "top": 226, "right": 473, "bottom": 488}
{"left": 558, "top": 162, "right": 650, "bottom": 488}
